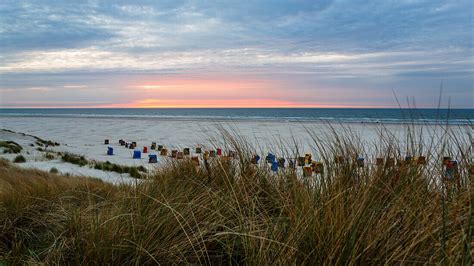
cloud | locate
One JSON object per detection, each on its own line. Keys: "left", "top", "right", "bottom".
{"left": 1, "top": 47, "right": 471, "bottom": 81}
{"left": 0, "top": 0, "right": 472, "bottom": 107}
{"left": 0, "top": 1, "right": 116, "bottom": 52}
{"left": 0, "top": 86, "right": 53, "bottom": 92}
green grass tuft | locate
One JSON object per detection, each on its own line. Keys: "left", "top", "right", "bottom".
{"left": 0, "top": 141, "right": 22, "bottom": 154}
{"left": 93, "top": 161, "right": 144, "bottom": 179}
{"left": 34, "top": 136, "right": 60, "bottom": 147}
{"left": 44, "top": 153, "right": 55, "bottom": 160}
{"left": 61, "top": 153, "right": 88, "bottom": 166}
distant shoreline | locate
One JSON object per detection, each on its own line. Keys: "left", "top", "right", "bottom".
{"left": 0, "top": 114, "right": 471, "bottom": 125}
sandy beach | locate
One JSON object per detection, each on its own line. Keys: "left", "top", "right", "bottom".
{"left": 1, "top": 116, "right": 470, "bottom": 184}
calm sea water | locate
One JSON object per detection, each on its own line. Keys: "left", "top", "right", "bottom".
{"left": 0, "top": 108, "right": 472, "bottom": 124}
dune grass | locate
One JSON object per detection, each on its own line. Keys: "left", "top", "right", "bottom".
{"left": 0, "top": 125, "right": 471, "bottom": 264}
{"left": 0, "top": 141, "right": 22, "bottom": 154}
{"left": 61, "top": 153, "right": 89, "bottom": 166}
{"left": 33, "top": 136, "right": 60, "bottom": 147}
{"left": 93, "top": 161, "right": 146, "bottom": 179}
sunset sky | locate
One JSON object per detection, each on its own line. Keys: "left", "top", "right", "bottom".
{"left": 0, "top": 0, "right": 472, "bottom": 108}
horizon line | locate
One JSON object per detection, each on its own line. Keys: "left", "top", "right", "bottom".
{"left": 1, "top": 106, "right": 472, "bottom": 110}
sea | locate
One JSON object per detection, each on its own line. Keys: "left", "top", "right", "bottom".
{"left": 0, "top": 108, "right": 472, "bottom": 125}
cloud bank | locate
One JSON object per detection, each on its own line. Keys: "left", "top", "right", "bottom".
{"left": 0, "top": 0, "right": 472, "bottom": 107}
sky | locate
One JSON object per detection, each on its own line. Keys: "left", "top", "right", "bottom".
{"left": 0, "top": 0, "right": 472, "bottom": 108}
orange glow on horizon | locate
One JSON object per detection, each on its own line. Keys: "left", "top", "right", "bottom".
{"left": 117, "top": 77, "right": 383, "bottom": 108}
{"left": 4, "top": 102, "right": 394, "bottom": 108}
{"left": 96, "top": 98, "right": 384, "bottom": 109}
{"left": 3, "top": 76, "right": 395, "bottom": 108}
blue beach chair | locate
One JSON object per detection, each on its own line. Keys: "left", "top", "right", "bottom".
{"left": 149, "top": 154, "right": 158, "bottom": 163}
{"left": 133, "top": 150, "right": 141, "bottom": 159}
{"left": 271, "top": 161, "right": 278, "bottom": 172}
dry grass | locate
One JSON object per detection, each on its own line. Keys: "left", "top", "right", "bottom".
{"left": 0, "top": 124, "right": 472, "bottom": 264}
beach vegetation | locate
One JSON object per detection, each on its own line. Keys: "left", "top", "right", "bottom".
{"left": 61, "top": 153, "right": 88, "bottom": 166}
{"left": 136, "top": 165, "right": 147, "bottom": 173}
{"left": 49, "top": 167, "right": 59, "bottom": 174}
{"left": 93, "top": 161, "right": 145, "bottom": 179}
{"left": 0, "top": 141, "right": 22, "bottom": 154}
{"left": 34, "top": 136, "right": 60, "bottom": 147}
{"left": 0, "top": 124, "right": 471, "bottom": 264}
{"left": 128, "top": 166, "right": 142, "bottom": 178}
{"left": 13, "top": 155, "right": 26, "bottom": 163}
{"left": 44, "top": 153, "right": 55, "bottom": 160}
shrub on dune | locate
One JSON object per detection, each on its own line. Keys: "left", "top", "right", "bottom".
{"left": 49, "top": 167, "right": 59, "bottom": 174}
{"left": 13, "top": 155, "right": 26, "bottom": 163}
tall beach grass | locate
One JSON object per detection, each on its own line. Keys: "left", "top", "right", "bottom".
{"left": 0, "top": 123, "right": 471, "bottom": 264}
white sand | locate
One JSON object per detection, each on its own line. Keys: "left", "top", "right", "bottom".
{"left": 0, "top": 116, "right": 471, "bottom": 184}
{"left": 0, "top": 128, "right": 139, "bottom": 185}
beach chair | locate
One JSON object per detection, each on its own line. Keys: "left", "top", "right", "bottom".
{"left": 203, "top": 151, "right": 210, "bottom": 160}
{"left": 217, "top": 148, "right": 222, "bottom": 156}
{"left": 266, "top": 153, "right": 276, "bottom": 163}
{"left": 400, "top": 156, "right": 413, "bottom": 166}
{"left": 251, "top": 155, "right": 260, "bottom": 164}
{"left": 271, "top": 161, "right": 278, "bottom": 172}
{"left": 196, "top": 147, "right": 202, "bottom": 154}
{"left": 160, "top": 148, "right": 168, "bottom": 156}
{"left": 445, "top": 160, "right": 458, "bottom": 179}
{"left": 356, "top": 157, "right": 364, "bottom": 167}
{"left": 442, "top": 156, "right": 451, "bottom": 166}
{"left": 151, "top": 142, "right": 157, "bottom": 150}
{"left": 171, "top": 150, "right": 178, "bottom": 158}
{"left": 157, "top": 145, "right": 164, "bottom": 151}
{"left": 312, "top": 161, "right": 323, "bottom": 174}
{"left": 297, "top": 156, "right": 305, "bottom": 166}
{"left": 149, "top": 154, "right": 157, "bottom": 163}
{"left": 104, "top": 139, "right": 109, "bottom": 145}
{"left": 303, "top": 166, "right": 312, "bottom": 177}
{"left": 209, "top": 150, "right": 216, "bottom": 157}
{"left": 183, "top": 148, "right": 190, "bottom": 156}
{"left": 304, "top": 153, "right": 312, "bottom": 165}
{"left": 143, "top": 147, "right": 148, "bottom": 153}
{"left": 278, "top": 158, "right": 285, "bottom": 168}
{"left": 133, "top": 150, "right": 141, "bottom": 159}
{"left": 417, "top": 156, "right": 426, "bottom": 165}
{"left": 107, "top": 147, "right": 113, "bottom": 156}
{"left": 177, "top": 152, "right": 184, "bottom": 159}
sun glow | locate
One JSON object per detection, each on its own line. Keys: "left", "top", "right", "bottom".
{"left": 75, "top": 76, "right": 383, "bottom": 108}
{"left": 99, "top": 98, "right": 377, "bottom": 108}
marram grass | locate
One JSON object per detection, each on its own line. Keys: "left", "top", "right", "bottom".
{"left": 0, "top": 125, "right": 472, "bottom": 265}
